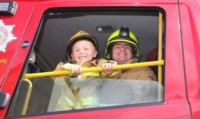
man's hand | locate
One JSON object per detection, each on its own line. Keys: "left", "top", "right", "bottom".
{"left": 101, "top": 62, "right": 115, "bottom": 73}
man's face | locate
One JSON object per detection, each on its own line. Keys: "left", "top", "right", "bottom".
{"left": 112, "top": 42, "right": 132, "bottom": 64}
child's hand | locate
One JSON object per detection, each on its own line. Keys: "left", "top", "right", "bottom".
{"left": 61, "top": 63, "right": 82, "bottom": 76}
{"left": 101, "top": 62, "right": 114, "bottom": 73}
{"left": 71, "top": 65, "right": 82, "bottom": 76}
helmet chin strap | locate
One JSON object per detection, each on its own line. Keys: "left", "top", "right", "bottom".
{"left": 70, "top": 59, "right": 76, "bottom": 64}
{"left": 131, "top": 54, "right": 134, "bottom": 59}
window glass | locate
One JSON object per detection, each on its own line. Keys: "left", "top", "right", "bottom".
{"left": 6, "top": 7, "right": 165, "bottom": 117}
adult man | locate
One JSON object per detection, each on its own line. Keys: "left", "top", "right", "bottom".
{"left": 97, "top": 27, "right": 160, "bottom": 106}
{"left": 105, "top": 27, "right": 156, "bottom": 80}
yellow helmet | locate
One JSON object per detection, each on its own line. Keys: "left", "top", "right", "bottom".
{"left": 66, "top": 30, "right": 98, "bottom": 61}
{"left": 105, "top": 27, "right": 139, "bottom": 59}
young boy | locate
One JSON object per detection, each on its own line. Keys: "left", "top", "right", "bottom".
{"left": 53, "top": 31, "right": 119, "bottom": 111}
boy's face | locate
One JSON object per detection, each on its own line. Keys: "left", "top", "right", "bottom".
{"left": 71, "top": 40, "right": 97, "bottom": 63}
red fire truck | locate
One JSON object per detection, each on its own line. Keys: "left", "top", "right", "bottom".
{"left": 0, "top": 0, "right": 200, "bottom": 118}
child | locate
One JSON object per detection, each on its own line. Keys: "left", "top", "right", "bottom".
{"left": 53, "top": 31, "right": 119, "bottom": 111}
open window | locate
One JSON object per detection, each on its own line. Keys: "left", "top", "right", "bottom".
{"left": 6, "top": 7, "right": 165, "bottom": 117}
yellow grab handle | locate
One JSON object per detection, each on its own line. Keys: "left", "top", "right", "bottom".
{"left": 158, "top": 11, "right": 163, "bottom": 100}
{"left": 23, "top": 60, "right": 164, "bottom": 79}
{"left": 21, "top": 79, "right": 32, "bottom": 115}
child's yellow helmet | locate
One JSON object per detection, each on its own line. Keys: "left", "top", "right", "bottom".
{"left": 66, "top": 30, "right": 98, "bottom": 61}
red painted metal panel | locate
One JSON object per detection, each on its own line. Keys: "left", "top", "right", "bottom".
{"left": 15, "top": 0, "right": 178, "bottom": 4}
{"left": 179, "top": 0, "right": 200, "bottom": 118}
{"left": 0, "top": 1, "right": 37, "bottom": 117}
{"left": 11, "top": 100, "right": 190, "bottom": 119}
{"left": 0, "top": 1, "right": 38, "bottom": 88}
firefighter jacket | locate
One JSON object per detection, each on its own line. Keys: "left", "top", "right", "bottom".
{"left": 119, "top": 58, "right": 157, "bottom": 81}
{"left": 52, "top": 59, "right": 120, "bottom": 111}
{"left": 97, "top": 58, "right": 158, "bottom": 106}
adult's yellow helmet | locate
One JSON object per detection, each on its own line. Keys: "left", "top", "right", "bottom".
{"left": 66, "top": 30, "right": 98, "bottom": 61}
{"left": 105, "top": 27, "right": 139, "bottom": 59}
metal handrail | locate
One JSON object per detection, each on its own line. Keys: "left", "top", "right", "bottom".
{"left": 158, "top": 11, "right": 163, "bottom": 101}
{"left": 21, "top": 79, "right": 32, "bottom": 115}
{"left": 23, "top": 60, "right": 164, "bottom": 79}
